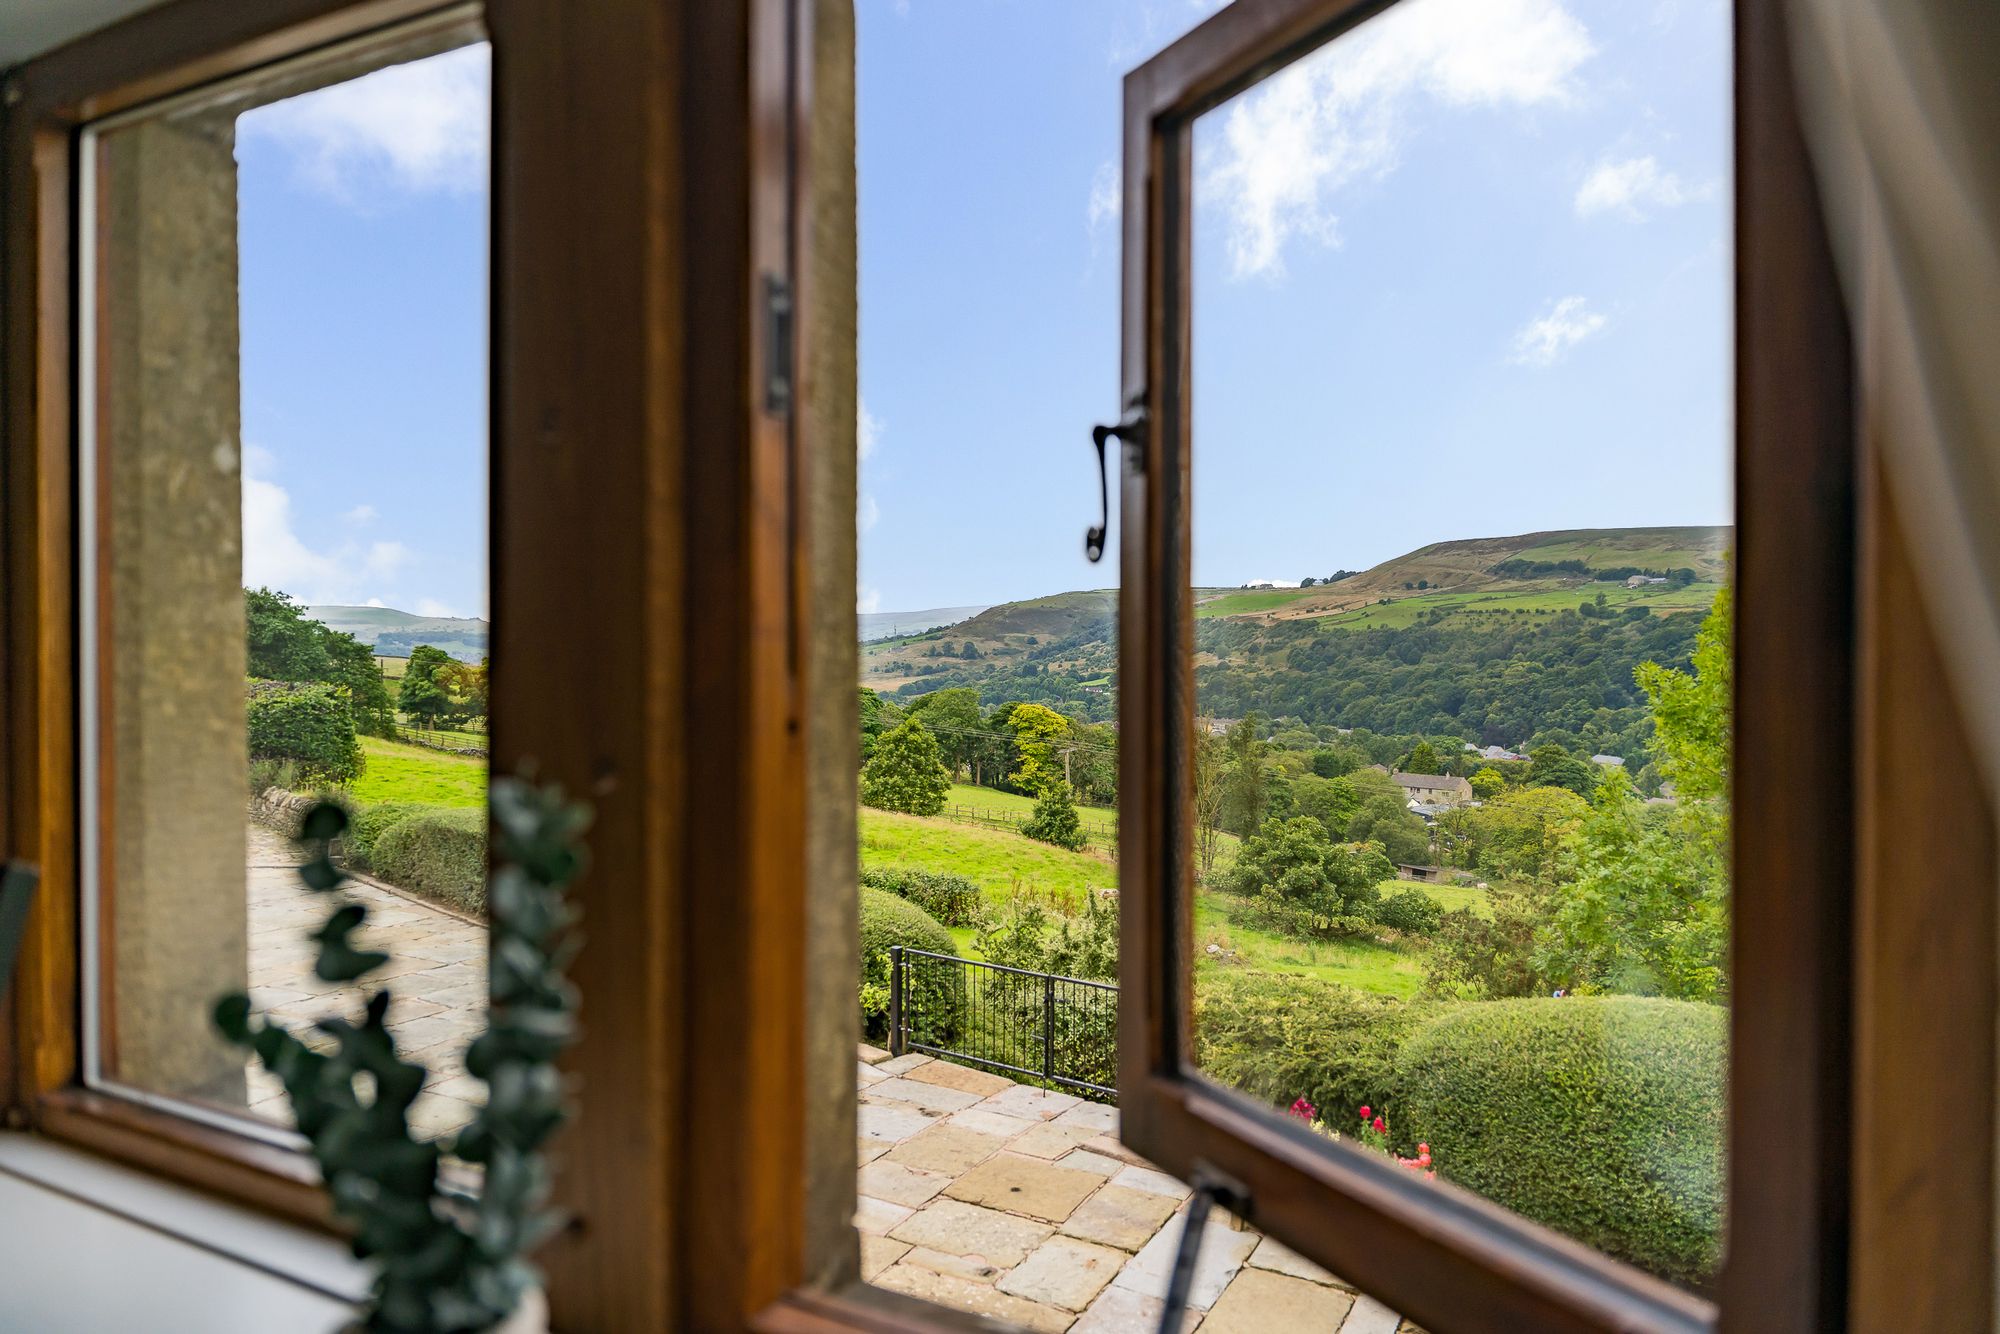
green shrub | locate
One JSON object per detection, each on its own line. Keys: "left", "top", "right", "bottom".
{"left": 1195, "top": 971, "right": 1434, "bottom": 1128}
{"left": 1375, "top": 886, "right": 1444, "bottom": 936}
{"left": 370, "top": 808, "right": 487, "bottom": 915}
{"left": 859, "top": 866, "right": 984, "bottom": 927}
{"left": 1022, "top": 783, "right": 1086, "bottom": 851}
{"left": 1395, "top": 996, "right": 1725, "bottom": 1287}
{"left": 858, "top": 887, "right": 960, "bottom": 1044}
{"left": 860, "top": 718, "right": 952, "bottom": 815}
{"left": 343, "top": 802, "right": 433, "bottom": 871}
{"left": 248, "top": 756, "right": 301, "bottom": 797}
{"left": 246, "top": 681, "right": 363, "bottom": 784}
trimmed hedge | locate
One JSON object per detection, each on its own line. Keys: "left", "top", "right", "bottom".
{"left": 246, "top": 681, "right": 362, "bottom": 784}
{"left": 342, "top": 802, "right": 431, "bottom": 871}
{"left": 859, "top": 866, "right": 984, "bottom": 927}
{"left": 1195, "top": 971, "right": 1434, "bottom": 1128}
{"left": 858, "top": 887, "right": 960, "bottom": 1044}
{"left": 370, "top": 808, "right": 487, "bottom": 916}
{"left": 1395, "top": 996, "right": 1725, "bottom": 1287}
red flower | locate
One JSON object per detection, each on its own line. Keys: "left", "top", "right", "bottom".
{"left": 1372, "top": 1116, "right": 1386, "bottom": 1133}
{"left": 1417, "top": 1142, "right": 1429, "bottom": 1154}
{"left": 1358, "top": 1105, "right": 1371, "bottom": 1120}
{"left": 1288, "top": 1097, "right": 1317, "bottom": 1122}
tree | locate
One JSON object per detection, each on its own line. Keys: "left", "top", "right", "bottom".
{"left": 1459, "top": 784, "right": 1590, "bottom": 882}
{"left": 1528, "top": 744, "right": 1598, "bottom": 798}
{"left": 905, "top": 687, "right": 984, "bottom": 780}
{"left": 1290, "top": 774, "right": 1359, "bottom": 840}
{"left": 1469, "top": 767, "right": 1506, "bottom": 801}
{"left": 1224, "top": 816, "right": 1392, "bottom": 934}
{"left": 1022, "top": 782, "right": 1086, "bottom": 851}
{"left": 245, "top": 587, "right": 331, "bottom": 681}
{"left": 244, "top": 588, "right": 395, "bottom": 737}
{"left": 1635, "top": 587, "right": 1731, "bottom": 802}
{"left": 1003, "top": 702, "right": 1071, "bottom": 797}
{"left": 1218, "top": 717, "right": 1269, "bottom": 837}
{"left": 860, "top": 718, "right": 952, "bottom": 815}
{"left": 858, "top": 688, "right": 903, "bottom": 765}
{"left": 1343, "top": 767, "right": 1429, "bottom": 864}
{"left": 1192, "top": 732, "right": 1226, "bottom": 884}
{"left": 398, "top": 645, "right": 458, "bottom": 728}
{"left": 1403, "top": 740, "right": 1443, "bottom": 774}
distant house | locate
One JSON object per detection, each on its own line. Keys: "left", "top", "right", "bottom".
{"left": 1474, "top": 744, "right": 1525, "bottom": 762}
{"left": 1625, "top": 575, "right": 1667, "bottom": 588}
{"left": 1591, "top": 753, "right": 1626, "bottom": 768}
{"left": 1391, "top": 771, "right": 1474, "bottom": 807}
{"left": 1202, "top": 717, "right": 1241, "bottom": 737}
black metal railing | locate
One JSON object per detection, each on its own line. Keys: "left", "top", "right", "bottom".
{"left": 889, "top": 946, "right": 1118, "bottom": 1101}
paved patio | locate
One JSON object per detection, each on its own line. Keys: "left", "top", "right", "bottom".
{"left": 243, "top": 824, "right": 488, "bottom": 1139}
{"left": 858, "top": 1049, "right": 1416, "bottom": 1333}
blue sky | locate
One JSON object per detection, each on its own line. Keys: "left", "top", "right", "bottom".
{"left": 858, "top": 0, "right": 1730, "bottom": 610}
{"left": 229, "top": 1, "right": 1731, "bottom": 620}
{"left": 236, "top": 44, "right": 489, "bottom": 619}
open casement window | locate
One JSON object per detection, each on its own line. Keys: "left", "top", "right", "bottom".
{"left": 1111, "top": 1, "right": 1855, "bottom": 1331}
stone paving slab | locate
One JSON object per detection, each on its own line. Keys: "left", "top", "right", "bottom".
{"left": 243, "top": 824, "right": 488, "bottom": 1141}
{"left": 857, "top": 1052, "right": 1412, "bottom": 1333}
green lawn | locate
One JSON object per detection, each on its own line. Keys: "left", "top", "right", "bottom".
{"left": 348, "top": 736, "right": 487, "bottom": 809}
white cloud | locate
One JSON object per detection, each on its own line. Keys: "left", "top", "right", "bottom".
{"left": 344, "top": 503, "right": 379, "bottom": 524}
{"left": 859, "top": 494, "right": 880, "bottom": 533}
{"left": 1574, "top": 155, "right": 1707, "bottom": 219}
{"left": 859, "top": 402, "right": 882, "bottom": 461}
{"left": 1087, "top": 161, "right": 1122, "bottom": 234}
{"left": 1201, "top": 0, "right": 1593, "bottom": 279}
{"left": 243, "top": 451, "right": 414, "bottom": 603}
{"left": 415, "top": 598, "right": 464, "bottom": 618}
{"left": 239, "top": 44, "right": 489, "bottom": 202}
{"left": 365, "top": 597, "right": 387, "bottom": 608}
{"left": 1508, "top": 295, "right": 1607, "bottom": 366}
{"left": 858, "top": 588, "right": 883, "bottom": 615}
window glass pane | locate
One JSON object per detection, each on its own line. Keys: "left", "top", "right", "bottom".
{"left": 1186, "top": 0, "right": 1733, "bottom": 1292}
{"left": 85, "top": 38, "right": 491, "bottom": 1143}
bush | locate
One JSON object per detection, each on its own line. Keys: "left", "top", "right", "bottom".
{"left": 342, "top": 802, "right": 433, "bottom": 871}
{"left": 860, "top": 718, "right": 952, "bottom": 816}
{"left": 248, "top": 756, "right": 301, "bottom": 797}
{"left": 858, "top": 887, "right": 961, "bottom": 1044}
{"left": 246, "top": 681, "right": 363, "bottom": 784}
{"left": 1195, "top": 971, "right": 1435, "bottom": 1130}
{"left": 1375, "top": 886, "right": 1444, "bottom": 936}
{"left": 370, "top": 808, "right": 487, "bottom": 915}
{"left": 1394, "top": 996, "right": 1725, "bottom": 1287}
{"left": 1022, "top": 783, "right": 1086, "bottom": 851}
{"left": 859, "top": 866, "right": 984, "bottom": 927}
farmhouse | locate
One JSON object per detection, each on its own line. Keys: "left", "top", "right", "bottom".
{"left": 1391, "top": 771, "right": 1474, "bottom": 806}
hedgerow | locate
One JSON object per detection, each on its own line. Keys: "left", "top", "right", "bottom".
{"left": 369, "top": 808, "right": 488, "bottom": 916}
{"left": 1394, "top": 996, "right": 1725, "bottom": 1287}
{"left": 246, "top": 681, "right": 363, "bottom": 785}
{"left": 859, "top": 866, "right": 984, "bottom": 927}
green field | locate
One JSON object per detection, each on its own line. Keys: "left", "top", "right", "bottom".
{"left": 1194, "top": 894, "right": 1425, "bottom": 998}
{"left": 1318, "top": 581, "right": 1720, "bottom": 631}
{"left": 348, "top": 736, "right": 487, "bottom": 808}
{"left": 942, "top": 783, "right": 1117, "bottom": 836}
{"left": 1408, "top": 879, "right": 1492, "bottom": 918}
{"left": 1195, "top": 587, "right": 1321, "bottom": 619}
{"left": 861, "top": 808, "right": 1114, "bottom": 902}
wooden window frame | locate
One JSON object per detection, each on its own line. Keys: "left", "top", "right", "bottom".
{"left": 1110, "top": 2, "right": 1856, "bottom": 1332}
{"left": 3, "top": 0, "right": 832, "bottom": 1327}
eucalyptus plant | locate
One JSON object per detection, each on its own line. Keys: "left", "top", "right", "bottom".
{"left": 215, "top": 776, "right": 589, "bottom": 1334}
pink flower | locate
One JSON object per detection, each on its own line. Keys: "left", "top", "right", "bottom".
{"left": 1372, "top": 1116, "right": 1386, "bottom": 1134}
{"left": 1358, "top": 1105, "right": 1371, "bottom": 1120}
{"left": 1288, "top": 1097, "right": 1317, "bottom": 1122}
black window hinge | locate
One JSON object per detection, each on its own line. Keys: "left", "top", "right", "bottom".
{"left": 764, "top": 273, "right": 795, "bottom": 417}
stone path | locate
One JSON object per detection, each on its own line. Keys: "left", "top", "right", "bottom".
{"left": 244, "top": 824, "right": 489, "bottom": 1139}
{"left": 858, "top": 1050, "right": 1416, "bottom": 1333}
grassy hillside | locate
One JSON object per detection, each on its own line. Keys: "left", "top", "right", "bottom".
{"left": 1317, "top": 580, "right": 1721, "bottom": 631}
{"left": 861, "top": 590, "right": 1114, "bottom": 693}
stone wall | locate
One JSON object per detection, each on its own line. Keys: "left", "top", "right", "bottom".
{"left": 99, "top": 105, "right": 249, "bottom": 1106}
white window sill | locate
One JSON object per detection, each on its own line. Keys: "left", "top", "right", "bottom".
{"left": 0, "top": 1132, "right": 364, "bottom": 1333}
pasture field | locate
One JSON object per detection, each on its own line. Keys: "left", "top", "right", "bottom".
{"left": 861, "top": 807, "right": 1114, "bottom": 902}
{"left": 1193, "top": 894, "right": 1425, "bottom": 998}
{"left": 1317, "top": 581, "right": 1720, "bottom": 631}
{"left": 943, "top": 783, "right": 1117, "bottom": 836}
{"left": 1195, "top": 587, "right": 1320, "bottom": 619}
{"left": 1407, "top": 879, "right": 1492, "bottom": 918}
{"left": 348, "top": 737, "right": 487, "bottom": 808}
